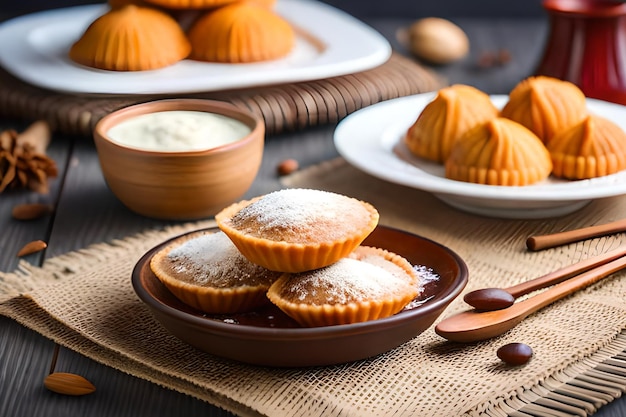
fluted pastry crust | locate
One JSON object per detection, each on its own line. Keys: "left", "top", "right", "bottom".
{"left": 445, "top": 117, "right": 553, "bottom": 185}
{"left": 404, "top": 84, "right": 499, "bottom": 163}
{"left": 188, "top": 3, "right": 295, "bottom": 63}
{"left": 266, "top": 246, "right": 420, "bottom": 327}
{"left": 548, "top": 114, "right": 626, "bottom": 179}
{"left": 215, "top": 189, "right": 379, "bottom": 273}
{"left": 150, "top": 230, "right": 281, "bottom": 314}
{"left": 500, "top": 76, "right": 587, "bottom": 144}
{"left": 69, "top": 5, "right": 191, "bottom": 71}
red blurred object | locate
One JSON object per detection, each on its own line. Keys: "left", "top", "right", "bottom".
{"left": 536, "top": 0, "right": 626, "bottom": 105}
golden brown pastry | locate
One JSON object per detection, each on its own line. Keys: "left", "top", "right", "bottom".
{"left": 445, "top": 117, "right": 553, "bottom": 185}
{"left": 404, "top": 84, "right": 499, "bottom": 163}
{"left": 548, "top": 114, "right": 626, "bottom": 179}
{"left": 404, "top": 84, "right": 498, "bottom": 163}
{"left": 266, "top": 246, "right": 420, "bottom": 327}
{"left": 187, "top": 3, "right": 295, "bottom": 63}
{"left": 69, "top": 5, "right": 191, "bottom": 71}
{"left": 244, "top": 0, "right": 277, "bottom": 8}
{"left": 150, "top": 230, "right": 282, "bottom": 314}
{"left": 500, "top": 76, "right": 587, "bottom": 144}
{"left": 215, "top": 188, "right": 380, "bottom": 273}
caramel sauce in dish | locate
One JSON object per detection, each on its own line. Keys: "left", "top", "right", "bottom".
{"left": 107, "top": 110, "right": 251, "bottom": 152}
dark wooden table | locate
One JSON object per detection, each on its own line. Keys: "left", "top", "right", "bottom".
{"left": 1, "top": 13, "right": 625, "bottom": 417}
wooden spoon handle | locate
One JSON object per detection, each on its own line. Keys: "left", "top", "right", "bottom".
{"left": 507, "top": 244, "right": 626, "bottom": 298}
{"left": 526, "top": 218, "right": 626, "bottom": 251}
{"left": 515, "top": 254, "right": 626, "bottom": 317}
{"left": 435, "top": 255, "right": 626, "bottom": 343}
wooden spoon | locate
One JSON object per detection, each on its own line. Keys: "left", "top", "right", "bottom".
{"left": 435, "top": 254, "right": 626, "bottom": 343}
{"left": 527, "top": 218, "right": 626, "bottom": 251}
{"left": 464, "top": 245, "right": 626, "bottom": 310}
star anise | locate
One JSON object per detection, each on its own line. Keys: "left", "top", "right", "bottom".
{"left": 0, "top": 121, "right": 58, "bottom": 194}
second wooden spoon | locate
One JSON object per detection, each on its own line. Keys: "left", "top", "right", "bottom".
{"left": 464, "top": 244, "right": 626, "bottom": 310}
{"left": 435, "top": 254, "right": 626, "bottom": 343}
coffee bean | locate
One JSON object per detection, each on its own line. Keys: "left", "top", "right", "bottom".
{"left": 497, "top": 342, "right": 533, "bottom": 365}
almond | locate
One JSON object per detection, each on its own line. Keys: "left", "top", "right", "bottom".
{"left": 277, "top": 159, "right": 299, "bottom": 176}
{"left": 17, "top": 240, "right": 47, "bottom": 257}
{"left": 11, "top": 203, "right": 51, "bottom": 220}
{"left": 408, "top": 17, "right": 469, "bottom": 65}
{"left": 44, "top": 372, "right": 96, "bottom": 396}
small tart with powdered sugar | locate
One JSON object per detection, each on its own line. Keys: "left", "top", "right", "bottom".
{"left": 266, "top": 246, "right": 421, "bottom": 327}
{"left": 215, "top": 188, "right": 380, "bottom": 273}
{"left": 150, "top": 230, "right": 281, "bottom": 314}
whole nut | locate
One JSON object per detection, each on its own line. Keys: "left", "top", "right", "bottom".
{"left": 408, "top": 17, "right": 469, "bottom": 65}
{"left": 497, "top": 342, "right": 533, "bottom": 366}
{"left": 17, "top": 240, "right": 47, "bottom": 257}
{"left": 44, "top": 372, "right": 96, "bottom": 396}
{"left": 12, "top": 203, "right": 52, "bottom": 220}
{"left": 277, "top": 159, "right": 299, "bottom": 176}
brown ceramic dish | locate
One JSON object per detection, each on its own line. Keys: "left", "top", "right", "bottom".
{"left": 132, "top": 225, "right": 468, "bottom": 367}
{"left": 93, "top": 99, "right": 264, "bottom": 220}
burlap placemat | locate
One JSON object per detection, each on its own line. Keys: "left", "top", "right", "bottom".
{"left": 0, "top": 52, "right": 443, "bottom": 137}
{"left": 1, "top": 158, "right": 626, "bottom": 416}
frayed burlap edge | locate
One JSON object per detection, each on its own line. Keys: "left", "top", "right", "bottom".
{"left": 0, "top": 220, "right": 263, "bottom": 417}
{"left": 465, "top": 331, "right": 626, "bottom": 416}
{"left": 1, "top": 167, "right": 626, "bottom": 416}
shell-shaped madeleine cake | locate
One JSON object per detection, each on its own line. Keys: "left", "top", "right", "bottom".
{"left": 69, "top": 5, "right": 191, "bottom": 71}
{"left": 548, "top": 114, "right": 626, "bottom": 179}
{"left": 500, "top": 76, "right": 587, "bottom": 144}
{"left": 445, "top": 117, "right": 553, "bottom": 186}
{"left": 404, "top": 84, "right": 499, "bottom": 163}
{"left": 187, "top": 3, "right": 295, "bottom": 63}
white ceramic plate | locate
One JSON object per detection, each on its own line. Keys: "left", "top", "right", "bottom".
{"left": 334, "top": 93, "right": 626, "bottom": 219}
{"left": 0, "top": 0, "right": 391, "bottom": 95}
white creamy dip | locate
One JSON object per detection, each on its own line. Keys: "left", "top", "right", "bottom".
{"left": 107, "top": 110, "right": 252, "bottom": 152}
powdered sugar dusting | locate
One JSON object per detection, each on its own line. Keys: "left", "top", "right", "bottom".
{"left": 279, "top": 257, "right": 414, "bottom": 305}
{"left": 404, "top": 265, "right": 440, "bottom": 309}
{"left": 414, "top": 264, "right": 439, "bottom": 287}
{"left": 165, "top": 232, "right": 279, "bottom": 287}
{"left": 229, "top": 189, "right": 374, "bottom": 243}
{"left": 353, "top": 252, "right": 410, "bottom": 280}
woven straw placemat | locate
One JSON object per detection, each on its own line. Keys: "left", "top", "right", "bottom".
{"left": 1, "top": 158, "right": 626, "bottom": 416}
{"left": 0, "top": 52, "right": 442, "bottom": 137}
